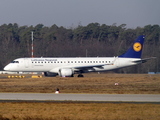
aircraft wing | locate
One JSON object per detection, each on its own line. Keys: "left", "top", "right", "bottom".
{"left": 74, "top": 64, "right": 105, "bottom": 69}
{"left": 72, "top": 63, "right": 113, "bottom": 71}
{"left": 49, "top": 64, "right": 112, "bottom": 73}
{"left": 132, "top": 57, "right": 156, "bottom": 63}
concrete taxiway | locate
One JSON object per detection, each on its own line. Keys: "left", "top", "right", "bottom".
{"left": 0, "top": 93, "right": 160, "bottom": 103}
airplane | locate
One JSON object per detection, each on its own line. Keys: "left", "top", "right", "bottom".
{"left": 4, "top": 35, "right": 154, "bottom": 77}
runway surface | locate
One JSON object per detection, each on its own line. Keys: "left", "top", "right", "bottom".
{"left": 0, "top": 93, "right": 160, "bottom": 103}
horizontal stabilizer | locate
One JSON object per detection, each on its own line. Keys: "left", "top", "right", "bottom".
{"left": 132, "top": 57, "right": 156, "bottom": 63}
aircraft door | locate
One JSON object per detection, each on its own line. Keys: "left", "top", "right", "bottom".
{"left": 24, "top": 58, "right": 29, "bottom": 68}
{"left": 115, "top": 57, "right": 119, "bottom": 67}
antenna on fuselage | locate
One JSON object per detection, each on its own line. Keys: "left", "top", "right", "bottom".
{"left": 31, "top": 31, "right": 34, "bottom": 58}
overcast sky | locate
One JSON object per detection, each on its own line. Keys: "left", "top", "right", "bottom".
{"left": 0, "top": 0, "right": 160, "bottom": 28}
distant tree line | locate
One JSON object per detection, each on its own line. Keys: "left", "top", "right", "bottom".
{"left": 0, "top": 23, "right": 159, "bottom": 73}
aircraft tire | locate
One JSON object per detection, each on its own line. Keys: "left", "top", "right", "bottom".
{"left": 77, "top": 74, "right": 84, "bottom": 77}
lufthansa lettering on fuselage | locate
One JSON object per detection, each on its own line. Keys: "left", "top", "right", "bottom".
{"left": 31, "top": 59, "right": 57, "bottom": 62}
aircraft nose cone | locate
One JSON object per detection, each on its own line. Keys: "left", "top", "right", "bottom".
{"left": 4, "top": 65, "right": 10, "bottom": 71}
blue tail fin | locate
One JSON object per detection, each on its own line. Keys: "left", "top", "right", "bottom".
{"left": 118, "top": 35, "right": 145, "bottom": 58}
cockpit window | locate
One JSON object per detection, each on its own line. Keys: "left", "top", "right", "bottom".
{"left": 11, "top": 61, "right": 19, "bottom": 63}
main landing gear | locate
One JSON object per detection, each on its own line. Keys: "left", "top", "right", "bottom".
{"left": 77, "top": 74, "right": 84, "bottom": 77}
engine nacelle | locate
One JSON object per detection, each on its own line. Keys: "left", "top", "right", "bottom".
{"left": 59, "top": 68, "right": 74, "bottom": 77}
{"left": 44, "top": 72, "right": 58, "bottom": 77}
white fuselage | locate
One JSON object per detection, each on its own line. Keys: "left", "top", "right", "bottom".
{"left": 4, "top": 57, "right": 141, "bottom": 73}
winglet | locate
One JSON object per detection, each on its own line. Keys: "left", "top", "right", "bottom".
{"left": 119, "top": 35, "right": 145, "bottom": 58}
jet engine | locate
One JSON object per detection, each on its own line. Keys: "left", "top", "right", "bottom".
{"left": 59, "top": 68, "right": 74, "bottom": 77}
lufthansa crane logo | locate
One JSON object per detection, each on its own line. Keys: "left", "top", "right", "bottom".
{"left": 133, "top": 42, "right": 142, "bottom": 52}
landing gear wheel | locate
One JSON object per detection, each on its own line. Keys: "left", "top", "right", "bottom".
{"left": 77, "top": 74, "right": 84, "bottom": 77}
